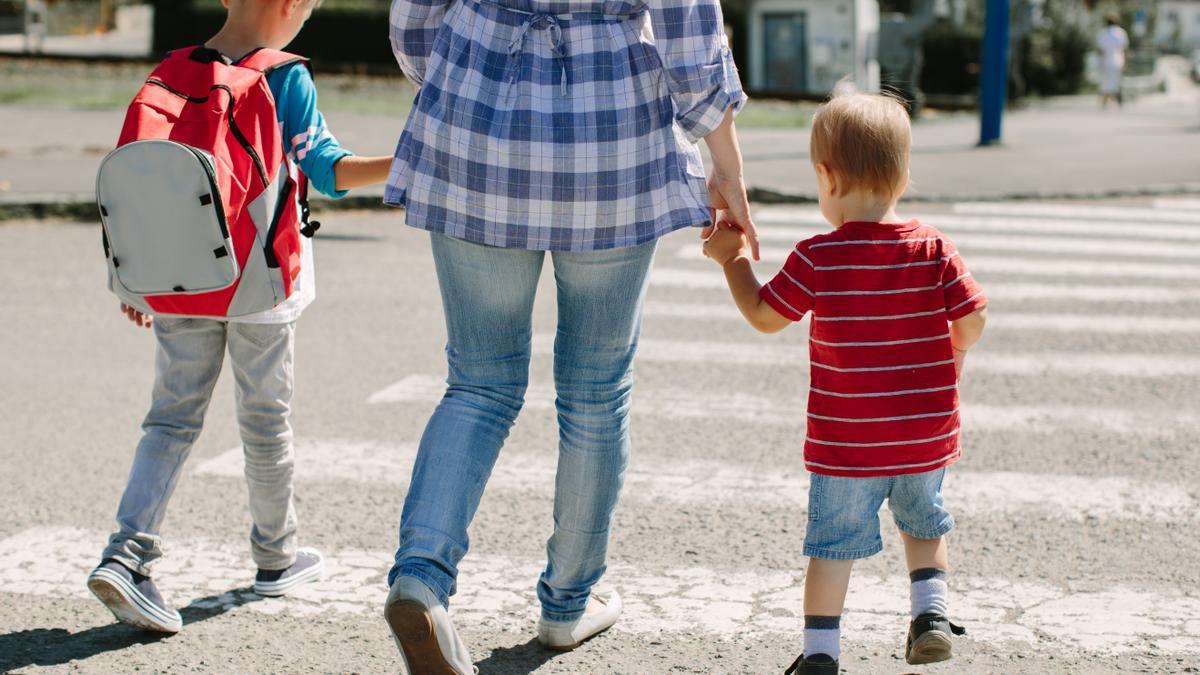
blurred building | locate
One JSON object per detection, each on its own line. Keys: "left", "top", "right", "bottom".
{"left": 743, "top": 0, "right": 881, "bottom": 96}
{"left": 1156, "top": 0, "right": 1200, "bottom": 52}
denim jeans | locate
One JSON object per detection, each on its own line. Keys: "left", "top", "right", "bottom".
{"left": 102, "top": 318, "right": 299, "bottom": 575}
{"left": 389, "top": 233, "right": 657, "bottom": 622}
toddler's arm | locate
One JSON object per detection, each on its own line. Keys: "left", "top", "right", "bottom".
{"left": 950, "top": 307, "right": 988, "bottom": 378}
{"left": 703, "top": 225, "right": 791, "bottom": 333}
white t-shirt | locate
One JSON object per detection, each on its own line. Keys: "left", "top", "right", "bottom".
{"left": 1098, "top": 26, "right": 1129, "bottom": 69}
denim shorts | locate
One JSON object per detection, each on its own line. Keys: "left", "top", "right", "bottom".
{"left": 803, "top": 468, "right": 954, "bottom": 561}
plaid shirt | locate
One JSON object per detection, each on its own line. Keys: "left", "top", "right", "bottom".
{"left": 386, "top": 0, "right": 746, "bottom": 250}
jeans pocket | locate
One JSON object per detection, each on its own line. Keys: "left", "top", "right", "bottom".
{"left": 233, "top": 322, "right": 289, "bottom": 349}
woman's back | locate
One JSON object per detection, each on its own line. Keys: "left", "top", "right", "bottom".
{"left": 385, "top": 0, "right": 745, "bottom": 251}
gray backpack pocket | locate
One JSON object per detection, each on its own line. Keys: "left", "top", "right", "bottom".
{"left": 97, "top": 140, "right": 238, "bottom": 297}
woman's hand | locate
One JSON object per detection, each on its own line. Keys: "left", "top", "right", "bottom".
{"left": 705, "top": 170, "right": 758, "bottom": 260}
{"left": 701, "top": 108, "right": 759, "bottom": 260}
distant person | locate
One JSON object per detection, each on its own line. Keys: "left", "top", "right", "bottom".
{"left": 383, "top": 0, "right": 752, "bottom": 668}
{"left": 1098, "top": 12, "right": 1129, "bottom": 107}
{"left": 86, "top": 0, "right": 392, "bottom": 633}
{"left": 702, "top": 88, "right": 988, "bottom": 674}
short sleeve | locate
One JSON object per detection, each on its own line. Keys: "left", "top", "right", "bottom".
{"left": 759, "top": 241, "right": 816, "bottom": 321}
{"left": 267, "top": 64, "right": 353, "bottom": 199}
{"left": 941, "top": 238, "right": 987, "bottom": 320}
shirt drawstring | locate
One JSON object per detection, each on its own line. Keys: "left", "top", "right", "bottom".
{"left": 508, "top": 14, "right": 569, "bottom": 97}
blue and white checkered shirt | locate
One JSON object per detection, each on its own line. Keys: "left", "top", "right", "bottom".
{"left": 386, "top": 0, "right": 746, "bottom": 251}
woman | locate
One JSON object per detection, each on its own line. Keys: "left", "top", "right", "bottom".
{"left": 382, "top": 0, "right": 755, "bottom": 669}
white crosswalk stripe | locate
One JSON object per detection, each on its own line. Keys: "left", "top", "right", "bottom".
{"left": 676, "top": 246, "right": 1200, "bottom": 280}
{"left": 651, "top": 269, "right": 1200, "bottom": 303}
{"left": 3, "top": 527, "right": 1197, "bottom": 655}
{"left": 527, "top": 335, "right": 1200, "bottom": 377}
{"left": 194, "top": 440, "right": 1198, "bottom": 523}
{"left": 747, "top": 227, "right": 1200, "bottom": 260}
{"left": 753, "top": 208, "right": 1200, "bottom": 241}
{"left": 367, "top": 374, "right": 1196, "bottom": 435}
{"left": 952, "top": 201, "right": 1200, "bottom": 224}
{"left": 644, "top": 302, "right": 1200, "bottom": 334}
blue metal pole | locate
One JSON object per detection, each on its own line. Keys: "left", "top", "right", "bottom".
{"left": 979, "top": 0, "right": 1010, "bottom": 146}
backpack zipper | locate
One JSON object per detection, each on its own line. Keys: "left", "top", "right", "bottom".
{"left": 185, "top": 146, "right": 230, "bottom": 240}
{"left": 144, "top": 78, "right": 270, "bottom": 189}
{"left": 263, "top": 177, "right": 296, "bottom": 269}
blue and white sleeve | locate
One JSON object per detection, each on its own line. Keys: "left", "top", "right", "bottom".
{"left": 647, "top": 0, "right": 748, "bottom": 143}
{"left": 267, "top": 63, "right": 353, "bottom": 199}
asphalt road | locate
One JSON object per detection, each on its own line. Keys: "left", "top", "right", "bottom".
{"left": 1, "top": 200, "right": 1198, "bottom": 674}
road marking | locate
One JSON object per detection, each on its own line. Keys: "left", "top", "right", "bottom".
{"left": 1153, "top": 198, "right": 1200, "bottom": 211}
{"left": 366, "top": 374, "right": 1196, "bottom": 436}
{"left": 4, "top": 528, "right": 1196, "bottom": 655}
{"left": 675, "top": 247, "right": 1200, "bottom": 280}
{"left": 752, "top": 208, "right": 1200, "bottom": 241}
{"left": 644, "top": 302, "right": 1200, "bottom": 334}
{"left": 526, "top": 336, "right": 1200, "bottom": 378}
{"left": 650, "top": 269, "right": 1200, "bottom": 303}
{"left": 952, "top": 202, "right": 1200, "bottom": 224}
{"left": 747, "top": 227, "right": 1200, "bottom": 260}
{"left": 197, "top": 439, "right": 1196, "bottom": 522}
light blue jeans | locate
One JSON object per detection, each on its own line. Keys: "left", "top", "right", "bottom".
{"left": 103, "top": 318, "right": 298, "bottom": 575}
{"left": 389, "top": 233, "right": 657, "bottom": 622}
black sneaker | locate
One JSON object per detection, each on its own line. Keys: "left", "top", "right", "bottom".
{"left": 905, "top": 612, "right": 966, "bottom": 665}
{"left": 254, "top": 547, "right": 324, "bottom": 597}
{"left": 87, "top": 559, "right": 183, "bottom": 633}
{"left": 784, "top": 653, "right": 839, "bottom": 674}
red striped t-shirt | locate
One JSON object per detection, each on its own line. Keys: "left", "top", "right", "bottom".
{"left": 759, "top": 219, "right": 988, "bottom": 477}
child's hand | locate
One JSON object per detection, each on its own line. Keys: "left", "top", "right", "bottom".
{"left": 953, "top": 347, "right": 966, "bottom": 380}
{"left": 702, "top": 222, "right": 749, "bottom": 266}
{"left": 120, "top": 302, "right": 153, "bottom": 329}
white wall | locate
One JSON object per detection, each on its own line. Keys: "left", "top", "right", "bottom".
{"left": 748, "top": 0, "right": 880, "bottom": 95}
{"left": 1156, "top": 1, "right": 1200, "bottom": 52}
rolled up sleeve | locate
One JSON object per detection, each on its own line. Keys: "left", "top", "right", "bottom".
{"left": 648, "top": 0, "right": 748, "bottom": 143}
{"left": 390, "top": 0, "right": 453, "bottom": 87}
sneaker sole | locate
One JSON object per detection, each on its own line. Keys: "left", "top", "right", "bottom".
{"left": 87, "top": 569, "right": 181, "bottom": 634}
{"left": 254, "top": 558, "right": 325, "bottom": 597}
{"left": 906, "top": 630, "right": 953, "bottom": 665}
{"left": 385, "top": 599, "right": 460, "bottom": 675}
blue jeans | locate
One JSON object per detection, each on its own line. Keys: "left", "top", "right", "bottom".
{"left": 389, "top": 233, "right": 657, "bottom": 622}
{"left": 803, "top": 468, "right": 954, "bottom": 561}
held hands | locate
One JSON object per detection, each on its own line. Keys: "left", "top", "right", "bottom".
{"left": 703, "top": 170, "right": 760, "bottom": 261}
{"left": 702, "top": 221, "right": 750, "bottom": 267}
{"left": 120, "top": 302, "right": 153, "bottom": 329}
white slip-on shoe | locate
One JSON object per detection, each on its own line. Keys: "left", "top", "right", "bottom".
{"left": 536, "top": 590, "right": 622, "bottom": 651}
{"left": 384, "top": 576, "right": 476, "bottom": 675}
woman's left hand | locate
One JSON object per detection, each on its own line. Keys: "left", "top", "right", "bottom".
{"left": 704, "top": 170, "right": 759, "bottom": 261}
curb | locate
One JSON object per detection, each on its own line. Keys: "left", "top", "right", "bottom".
{"left": 5, "top": 183, "right": 1200, "bottom": 222}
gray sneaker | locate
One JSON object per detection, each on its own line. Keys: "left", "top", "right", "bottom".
{"left": 254, "top": 547, "right": 325, "bottom": 597}
{"left": 87, "top": 559, "right": 183, "bottom": 633}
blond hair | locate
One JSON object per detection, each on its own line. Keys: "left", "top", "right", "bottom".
{"left": 810, "top": 85, "right": 911, "bottom": 200}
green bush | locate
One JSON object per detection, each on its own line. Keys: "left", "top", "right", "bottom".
{"left": 1019, "top": 21, "right": 1090, "bottom": 96}
{"left": 153, "top": 1, "right": 393, "bottom": 67}
{"left": 918, "top": 19, "right": 982, "bottom": 97}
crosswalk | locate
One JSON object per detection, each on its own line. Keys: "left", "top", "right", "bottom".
{"left": 3, "top": 199, "right": 1198, "bottom": 666}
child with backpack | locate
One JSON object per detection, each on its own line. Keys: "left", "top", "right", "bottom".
{"left": 702, "top": 88, "right": 988, "bottom": 672}
{"left": 87, "top": 0, "right": 392, "bottom": 633}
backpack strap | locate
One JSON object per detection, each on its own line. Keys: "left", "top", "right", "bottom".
{"left": 234, "top": 48, "right": 311, "bottom": 76}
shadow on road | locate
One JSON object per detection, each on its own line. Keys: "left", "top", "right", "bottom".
{"left": 474, "top": 637, "right": 566, "bottom": 674}
{"left": 0, "top": 586, "right": 263, "bottom": 671}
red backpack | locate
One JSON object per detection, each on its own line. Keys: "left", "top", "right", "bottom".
{"left": 96, "top": 46, "right": 319, "bottom": 319}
